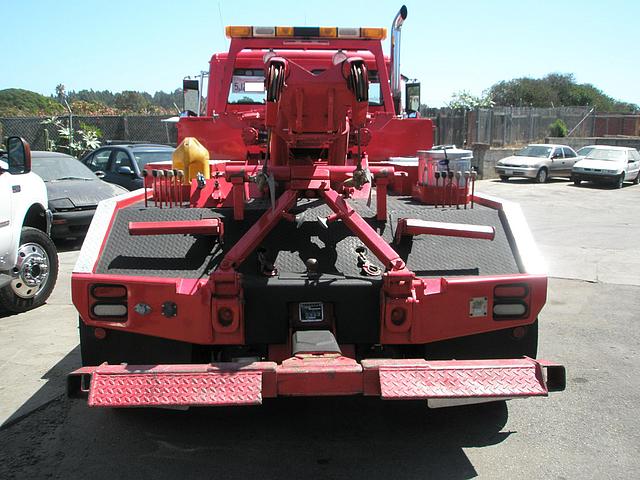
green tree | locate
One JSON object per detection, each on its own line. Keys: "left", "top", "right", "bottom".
{"left": 447, "top": 90, "right": 494, "bottom": 109}
{"left": 488, "top": 73, "right": 639, "bottom": 112}
{"left": 113, "top": 90, "right": 153, "bottom": 112}
{"left": 0, "top": 89, "right": 65, "bottom": 116}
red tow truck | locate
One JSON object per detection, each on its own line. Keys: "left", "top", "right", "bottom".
{"left": 68, "top": 6, "right": 565, "bottom": 408}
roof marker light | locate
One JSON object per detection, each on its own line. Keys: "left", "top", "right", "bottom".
{"left": 253, "top": 26, "right": 276, "bottom": 37}
{"left": 361, "top": 27, "right": 387, "bottom": 40}
{"left": 337, "top": 27, "right": 360, "bottom": 38}
{"left": 276, "top": 26, "right": 294, "bottom": 37}
{"left": 225, "top": 26, "right": 252, "bottom": 38}
{"left": 319, "top": 27, "right": 338, "bottom": 38}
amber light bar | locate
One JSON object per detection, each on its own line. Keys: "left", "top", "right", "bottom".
{"left": 225, "top": 25, "right": 386, "bottom": 40}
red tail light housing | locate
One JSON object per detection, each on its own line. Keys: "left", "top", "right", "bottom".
{"left": 493, "top": 283, "right": 530, "bottom": 320}
{"left": 90, "top": 284, "right": 128, "bottom": 321}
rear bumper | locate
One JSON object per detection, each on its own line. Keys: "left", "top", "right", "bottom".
{"left": 68, "top": 356, "right": 565, "bottom": 408}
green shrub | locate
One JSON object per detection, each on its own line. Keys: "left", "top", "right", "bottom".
{"left": 549, "top": 118, "right": 568, "bottom": 137}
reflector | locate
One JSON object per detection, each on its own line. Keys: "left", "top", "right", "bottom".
{"left": 493, "top": 303, "right": 527, "bottom": 317}
{"left": 92, "top": 303, "right": 128, "bottom": 318}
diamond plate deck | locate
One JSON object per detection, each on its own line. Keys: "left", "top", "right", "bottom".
{"left": 88, "top": 370, "right": 263, "bottom": 407}
{"left": 96, "top": 196, "right": 519, "bottom": 278}
{"left": 378, "top": 360, "right": 547, "bottom": 399}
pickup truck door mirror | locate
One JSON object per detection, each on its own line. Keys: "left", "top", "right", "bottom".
{"left": 6, "top": 136, "right": 31, "bottom": 174}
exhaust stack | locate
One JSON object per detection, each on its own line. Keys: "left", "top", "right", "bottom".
{"left": 390, "top": 5, "right": 407, "bottom": 115}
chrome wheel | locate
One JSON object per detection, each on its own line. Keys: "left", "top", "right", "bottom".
{"left": 10, "top": 242, "right": 50, "bottom": 299}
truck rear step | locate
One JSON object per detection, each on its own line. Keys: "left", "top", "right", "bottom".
{"left": 68, "top": 357, "right": 565, "bottom": 408}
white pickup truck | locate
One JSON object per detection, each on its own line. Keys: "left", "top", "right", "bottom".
{"left": 0, "top": 137, "right": 58, "bottom": 312}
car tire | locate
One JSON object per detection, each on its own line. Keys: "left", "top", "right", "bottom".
{"left": 499, "top": 175, "right": 509, "bottom": 182}
{"left": 633, "top": 172, "right": 640, "bottom": 185}
{"left": 535, "top": 168, "right": 548, "bottom": 183}
{"left": 572, "top": 176, "right": 581, "bottom": 186}
{"left": 0, "top": 227, "right": 59, "bottom": 313}
{"left": 616, "top": 174, "right": 624, "bottom": 189}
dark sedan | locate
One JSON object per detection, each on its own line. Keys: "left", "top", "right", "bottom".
{"left": 31, "top": 152, "right": 127, "bottom": 239}
{"left": 80, "top": 144, "right": 175, "bottom": 190}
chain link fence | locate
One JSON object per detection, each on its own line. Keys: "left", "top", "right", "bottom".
{"left": 0, "top": 115, "right": 177, "bottom": 153}
{"left": 2, "top": 110, "right": 638, "bottom": 155}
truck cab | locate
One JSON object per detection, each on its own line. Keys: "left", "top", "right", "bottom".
{"left": 0, "top": 137, "right": 58, "bottom": 312}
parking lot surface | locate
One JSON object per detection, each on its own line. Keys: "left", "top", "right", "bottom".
{"left": 1, "top": 177, "right": 639, "bottom": 479}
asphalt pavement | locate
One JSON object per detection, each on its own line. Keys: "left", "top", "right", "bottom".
{"left": 1, "top": 177, "right": 639, "bottom": 479}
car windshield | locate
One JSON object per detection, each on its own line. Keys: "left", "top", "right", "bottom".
{"left": 31, "top": 155, "right": 96, "bottom": 181}
{"left": 584, "top": 149, "right": 626, "bottom": 162}
{"left": 133, "top": 150, "right": 175, "bottom": 169}
{"left": 515, "top": 146, "right": 552, "bottom": 158}
{"left": 576, "top": 146, "right": 596, "bottom": 156}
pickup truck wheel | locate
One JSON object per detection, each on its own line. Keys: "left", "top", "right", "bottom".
{"left": 0, "top": 227, "right": 58, "bottom": 313}
{"left": 535, "top": 168, "right": 548, "bottom": 183}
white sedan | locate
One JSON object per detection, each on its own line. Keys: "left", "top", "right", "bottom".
{"left": 571, "top": 146, "right": 640, "bottom": 188}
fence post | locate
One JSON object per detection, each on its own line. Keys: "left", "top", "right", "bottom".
{"left": 123, "top": 115, "right": 129, "bottom": 141}
{"left": 488, "top": 109, "right": 493, "bottom": 146}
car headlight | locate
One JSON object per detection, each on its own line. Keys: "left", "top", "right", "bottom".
{"left": 49, "top": 197, "right": 75, "bottom": 211}
{"left": 603, "top": 169, "right": 619, "bottom": 174}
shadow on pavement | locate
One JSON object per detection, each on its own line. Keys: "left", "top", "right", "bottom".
{"left": 0, "top": 346, "right": 513, "bottom": 480}
{"left": 1, "top": 346, "right": 80, "bottom": 429}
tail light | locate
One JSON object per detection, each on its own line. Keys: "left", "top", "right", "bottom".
{"left": 493, "top": 283, "right": 529, "bottom": 320}
{"left": 91, "top": 284, "right": 127, "bottom": 299}
{"left": 90, "top": 284, "right": 127, "bottom": 321}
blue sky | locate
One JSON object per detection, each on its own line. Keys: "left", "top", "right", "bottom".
{"left": 3, "top": 0, "right": 639, "bottom": 107}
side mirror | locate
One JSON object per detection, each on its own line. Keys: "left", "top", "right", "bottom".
{"left": 183, "top": 78, "right": 200, "bottom": 116}
{"left": 405, "top": 82, "right": 421, "bottom": 115}
{"left": 116, "top": 165, "right": 134, "bottom": 175}
{"left": 95, "top": 170, "right": 106, "bottom": 179}
{"left": 6, "top": 136, "right": 31, "bottom": 174}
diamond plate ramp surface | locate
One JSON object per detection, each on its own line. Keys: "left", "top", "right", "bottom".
{"left": 379, "top": 361, "right": 547, "bottom": 399}
{"left": 88, "top": 370, "right": 263, "bottom": 407}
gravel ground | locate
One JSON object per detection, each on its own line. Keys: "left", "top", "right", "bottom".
{"left": 1, "top": 177, "right": 639, "bottom": 479}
